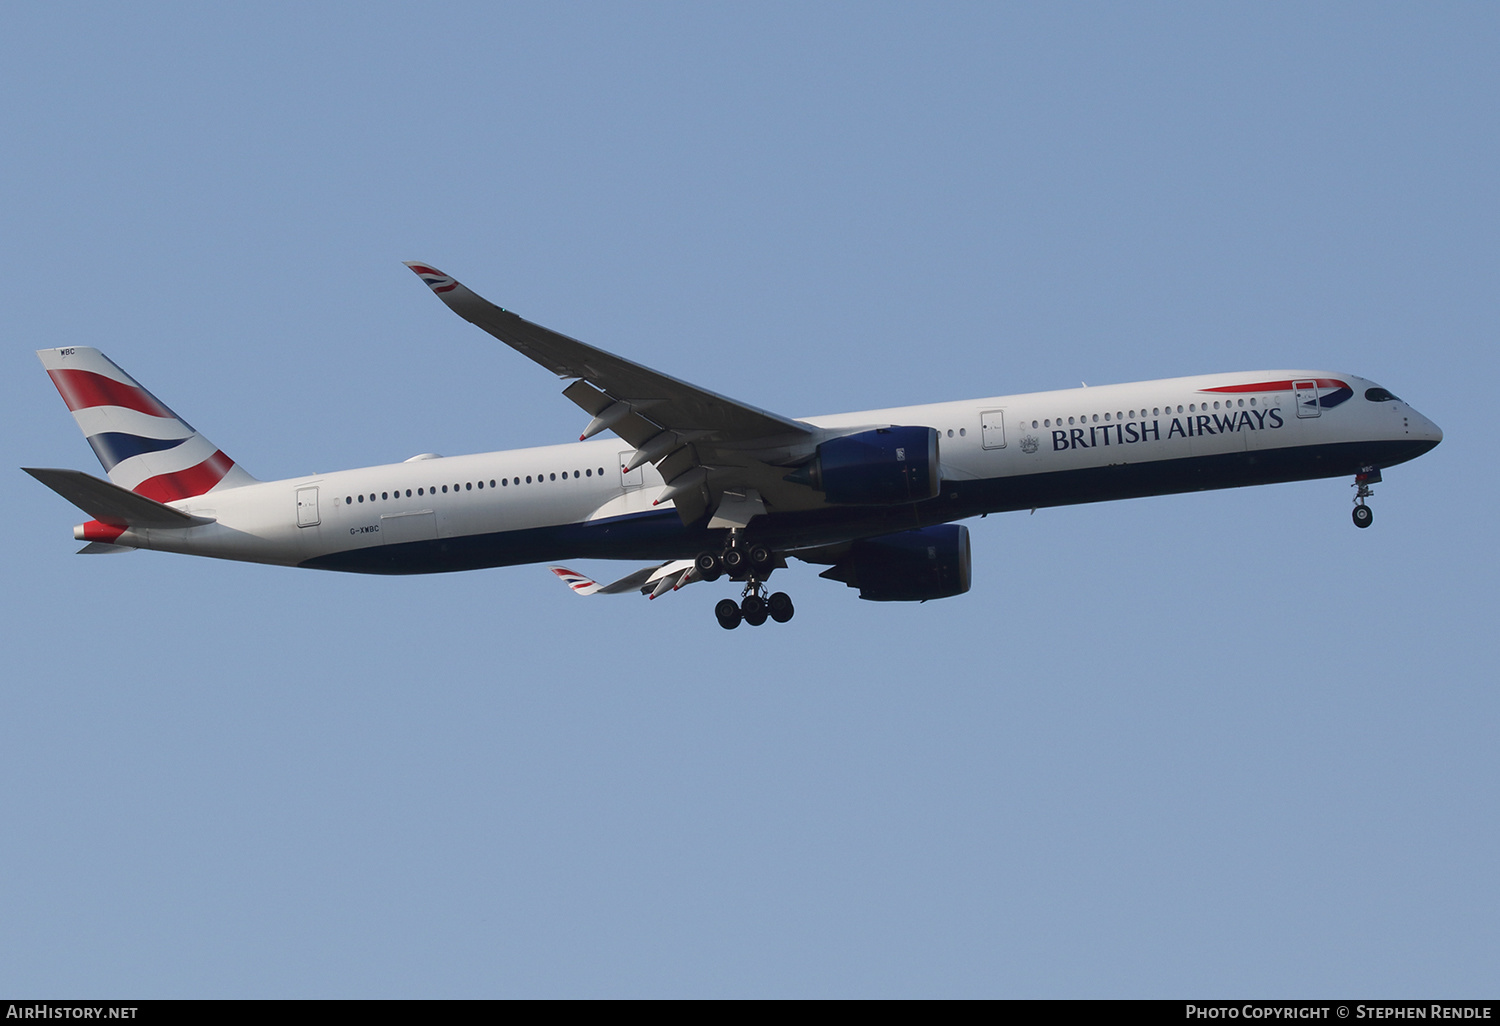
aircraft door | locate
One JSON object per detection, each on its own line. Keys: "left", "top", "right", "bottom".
{"left": 296, "top": 486, "right": 320, "bottom": 527}
{"left": 1294, "top": 380, "right": 1320, "bottom": 418}
{"left": 619, "top": 451, "right": 642, "bottom": 490}
{"left": 980, "top": 410, "right": 1006, "bottom": 449}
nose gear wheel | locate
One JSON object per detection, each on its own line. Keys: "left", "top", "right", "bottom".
{"left": 1352, "top": 467, "right": 1380, "bottom": 529}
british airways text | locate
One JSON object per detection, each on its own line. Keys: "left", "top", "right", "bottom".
{"left": 1052, "top": 408, "right": 1285, "bottom": 451}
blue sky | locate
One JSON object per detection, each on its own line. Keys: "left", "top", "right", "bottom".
{"left": 2, "top": 3, "right": 1496, "bottom": 997}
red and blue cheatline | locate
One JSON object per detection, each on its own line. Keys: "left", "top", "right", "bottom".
{"left": 1201, "top": 378, "right": 1353, "bottom": 410}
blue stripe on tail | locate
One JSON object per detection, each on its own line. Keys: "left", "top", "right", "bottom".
{"left": 86, "top": 432, "right": 191, "bottom": 472}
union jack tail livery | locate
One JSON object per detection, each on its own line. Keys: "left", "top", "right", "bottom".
{"left": 36, "top": 347, "right": 256, "bottom": 502}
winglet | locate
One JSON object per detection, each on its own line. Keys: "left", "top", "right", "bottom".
{"left": 404, "top": 262, "right": 458, "bottom": 294}
{"left": 548, "top": 566, "right": 602, "bottom": 596}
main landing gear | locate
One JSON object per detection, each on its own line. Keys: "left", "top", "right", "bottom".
{"left": 697, "top": 537, "right": 795, "bottom": 630}
{"left": 1352, "top": 466, "right": 1381, "bottom": 529}
{"left": 714, "top": 585, "right": 795, "bottom": 630}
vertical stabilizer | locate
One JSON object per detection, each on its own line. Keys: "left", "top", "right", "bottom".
{"left": 37, "top": 347, "right": 257, "bottom": 501}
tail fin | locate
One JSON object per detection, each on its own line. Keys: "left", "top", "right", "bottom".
{"left": 37, "top": 347, "right": 256, "bottom": 501}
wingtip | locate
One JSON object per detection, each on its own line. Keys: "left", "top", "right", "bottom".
{"left": 405, "top": 261, "right": 458, "bottom": 294}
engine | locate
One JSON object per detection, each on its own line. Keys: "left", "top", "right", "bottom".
{"left": 818, "top": 524, "right": 972, "bottom": 602}
{"left": 786, "top": 425, "right": 940, "bottom": 505}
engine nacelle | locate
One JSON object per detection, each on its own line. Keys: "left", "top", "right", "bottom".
{"left": 818, "top": 524, "right": 972, "bottom": 602}
{"left": 787, "top": 425, "right": 940, "bottom": 505}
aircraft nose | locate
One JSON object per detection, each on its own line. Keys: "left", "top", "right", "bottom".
{"left": 1410, "top": 408, "right": 1443, "bottom": 447}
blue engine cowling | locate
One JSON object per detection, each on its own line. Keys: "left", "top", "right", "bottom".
{"left": 787, "top": 425, "right": 940, "bottom": 505}
{"left": 818, "top": 524, "right": 972, "bottom": 601}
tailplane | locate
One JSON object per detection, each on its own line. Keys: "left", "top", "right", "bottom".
{"left": 36, "top": 347, "right": 256, "bottom": 501}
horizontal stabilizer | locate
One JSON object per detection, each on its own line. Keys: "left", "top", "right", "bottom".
{"left": 23, "top": 467, "right": 214, "bottom": 529}
{"left": 77, "top": 541, "right": 137, "bottom": 555}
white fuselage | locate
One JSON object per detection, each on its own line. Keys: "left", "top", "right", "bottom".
{"left": 92, "top": 370, "right": 1442, "bottom": 574}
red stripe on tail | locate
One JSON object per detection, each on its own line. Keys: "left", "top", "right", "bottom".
{"left": 47, "top": 369, "right": 176, "bottom": 419}
{"left": 133, "top": 450, "right": 236, "bottom": 503}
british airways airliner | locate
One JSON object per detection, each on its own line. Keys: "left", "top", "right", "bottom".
{"left": 25, "top": 263, "right": 1443, "bottom": 629}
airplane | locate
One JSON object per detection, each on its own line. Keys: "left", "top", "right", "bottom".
{"left": 24, "top": 263, "right": 1444, "bottom": 629}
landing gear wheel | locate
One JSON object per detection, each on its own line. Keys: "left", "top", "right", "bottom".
{"left": 741, "top": 594, "right": 768, "bottom": 627}
{"left": 722, "top": 548, "right": 746, "bottom": 573}
{"left": 747, "top": 544, "right": 774, "bottom": 576}
{"left": 695, "top": 552, "right": 724, "bottom": 581}
{"left": 1353, "top": 504, "right": 1373, "bottom": 529}
{"left": 768, "top": 592, "right": 795, "bottom": 623}
{"left": 715, "top": 598, "right": 743, "bottom": 630}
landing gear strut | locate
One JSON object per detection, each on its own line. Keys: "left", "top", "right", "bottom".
{"left": 1352, "top": 466, "right": 1381, "bottom": 529}
{"left": 701, "top": 534, "right": 795, "bottom": 629}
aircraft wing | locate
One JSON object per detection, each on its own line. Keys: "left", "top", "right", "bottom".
{"left": 549, "top": 560, "right": 699, "bottom": 600}
{"left": 406, "top": 263, "right": 819, "bottom": 524}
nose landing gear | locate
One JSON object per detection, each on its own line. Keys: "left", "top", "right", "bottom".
{"left": 1352, "top": 466, "right": 1381, "bottom": 528}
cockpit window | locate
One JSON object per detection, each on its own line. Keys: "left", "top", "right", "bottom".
{"left": 1365, "top": 387, "right": 1402, "bottom": 403}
